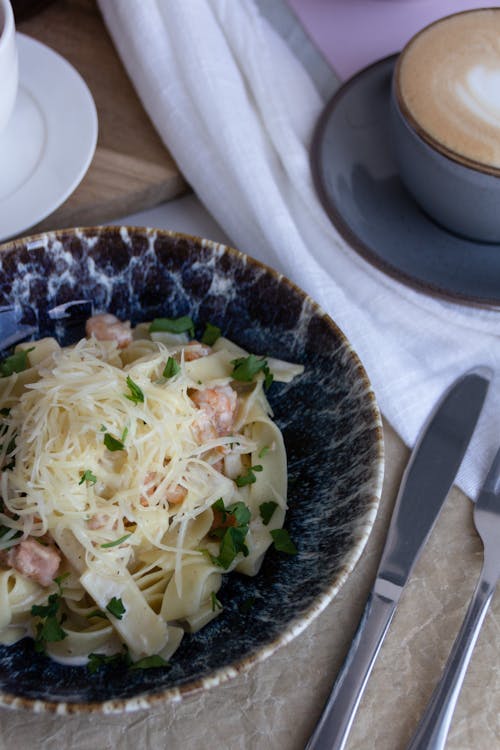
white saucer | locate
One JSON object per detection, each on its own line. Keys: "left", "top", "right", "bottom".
{"left": 0, "top": 33, "right": 98, "bottom": 242}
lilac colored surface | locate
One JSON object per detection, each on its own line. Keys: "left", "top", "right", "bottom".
{"left": 287, "top": 0, "right": 500, "bottom": 80}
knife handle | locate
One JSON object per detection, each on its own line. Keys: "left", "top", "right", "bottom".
{"left": 305, "top": 585, "right": 397, "bottom": 750}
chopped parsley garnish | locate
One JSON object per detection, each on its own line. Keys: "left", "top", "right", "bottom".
{"left": 53, "top": 572, "right": 71, "bottom": 591}
{"left": 210, "top": 498, "right": 251, "bottom": 534}
{"left": 150, "top": 316, "right": 195, "bottom": 338}
{"left": 124, "top": 375, "right": 144, "bottom": 405}
{"left": 101, "top": 533, "right": 132, "bottom": 549}
{"left": 258, "top": 445, "right": 270, "bottom": 458}
{"left": 87, "top": 651, "right": 130, "bottom": 674}
{"left": 163, "top": 356, "right": 180, "bottom": 378}
{"left": 207, "top": 498, "right": 251, "bottom": 570}
{"left": 121, "top": 426, "right": 129, "bottom": 442}
{"left": 0, "top": 348, "right": 34, "bottom": 378}
{"left": 103, "top": 432, "right": 125, "bottom": 452}
{"left": 216, "top": 527, "right": 249, "bottom": 569}
{"left": 106, "top": 596, "right": 126, "bottom": 620}
{"left": 201, "top": 322, "right": 221, "bottom": 346}
{"left": 79, "top": 469, "right": 97, "bottom": 486}
{"left": 231, "top": 355, "right": 273, "bottom": 390}
{"left": 31, "top": 592, "right": 67, "bottom": 651}
{"left": 210, "top": 591, "right": 223, "bottom": 612}
{"left": 235, "top": 464, "right": 263, "bottom": 487}
{"left": 129, "top": 655, "right": 169, "bottom": 670}
{"left": 270, "top": 528, "right": 297, "bottom": 555}
{"left": 259, "top": 501, "right": 278, "bottom": 526}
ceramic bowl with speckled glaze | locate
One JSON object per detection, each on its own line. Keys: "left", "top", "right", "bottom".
{"left": 0, "top": 226, "right": 384, "bottom": 713}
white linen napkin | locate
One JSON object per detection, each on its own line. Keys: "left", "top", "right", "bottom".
{"left": 98, "top": 0, "right": 500, "bottom": 499}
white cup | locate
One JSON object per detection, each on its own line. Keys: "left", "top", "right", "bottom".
{"left": 0, "top": 0, "right": 18, "bottom": 136}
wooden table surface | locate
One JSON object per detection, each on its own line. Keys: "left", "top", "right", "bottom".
{"left": 16, "top": 0, "right": 188, "bottom": 236}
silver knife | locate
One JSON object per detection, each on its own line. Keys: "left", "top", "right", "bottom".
{"left": 305, "top": 367, "right": 491, "bottom": 750}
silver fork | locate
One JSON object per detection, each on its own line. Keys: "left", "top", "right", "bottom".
{"left": 407, "top": 446, "right": 500, "bottom": 750}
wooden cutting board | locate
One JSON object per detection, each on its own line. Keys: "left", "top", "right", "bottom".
{"left": 16, "top": 0, "right": 188, "bottom": 235}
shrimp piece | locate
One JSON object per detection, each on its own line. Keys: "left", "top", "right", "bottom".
{"left": 85, "top": 313, "right": 132, "bottom": 349}
{"left": 165, "top": 484, "right": 188, "bottom": 505}
{"left": 140, "top": 471, "right": 187, "bottom": 507}
{"left": 6, "top": 538, "right": 60, "bottom": 587}
{"left": 183, "top": 341, "right": 212, "bottom": 362}
{"left": 87, "top": 513, "right": 117, "bottom": 531}
{"left": 190, "top": 385, "right": 237, "bottom": 441}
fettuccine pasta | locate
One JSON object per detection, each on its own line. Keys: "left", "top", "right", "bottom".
{"left": 0, "top": 314, "right": 303, "bottom": 669}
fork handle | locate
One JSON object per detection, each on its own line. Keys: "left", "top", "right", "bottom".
{"left": 407, "top": 561, "right": 498, "bottom": 750}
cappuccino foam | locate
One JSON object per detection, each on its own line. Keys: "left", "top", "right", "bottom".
{"left": 398, "top": 10, "right": 500, "bottom": 170}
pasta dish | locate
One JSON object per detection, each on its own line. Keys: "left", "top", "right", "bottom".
{"left": 0, "top": 313, "right": 302, "bottom": 670}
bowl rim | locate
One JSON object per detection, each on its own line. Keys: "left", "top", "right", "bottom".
{"left": 0, "top": 225, "right": 384, "bottom": 714}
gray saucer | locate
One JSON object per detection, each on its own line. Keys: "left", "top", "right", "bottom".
{"left": 311, "top": 55, "right": 500, "bottom": 308}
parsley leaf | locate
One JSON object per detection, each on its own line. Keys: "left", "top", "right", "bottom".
{"left": 35, "top": 615, "right": 67, "bottom": 645}
{"left": 208, "top": 498, "right": 251, "bottom": 570}
{"left": 124, "top": 376, "right": 144, "bottom": 405}
{"left": 54, "top": 572, "right": 71, "bottom": 592}
{"left": 79, "top": 469, "right": 97, "bottom": 486}
{"left": 0, "top": 348, "right": 34, "bottom": 378}
{"left": 258, "top": 445, "right": 270, "bottom": 458}
{"left": 150, "top": 316, "right": 195, "bottom": 338}
{"left": 163, "top": 356, "right": 180, "bottom": 378}
{"left": 31, "top": 594, "right": 60, "bottom": 619}
{"left": 270, "top": 528, "right": 297, "bottom": 555}
{"left": 259, "top": 501, "right": 278, "bottom": 526}
{"left": 31, "top": 592, "right": 67, "bottom": 650}
{"left": 101, "top": 533, "right": 132, "bottom": 549}
{"left": 106, "top": 596, "right": 126, "bottom": 619}
{"left": 235, "top": 464, "right": 263, "bottom": 487}
{"left": 209, "top": 499, "right": 250, "bottom": 539}
{"left": 201, "top": 322, "right": 221, "bottom": 346}
{"left": 129, "top": 655, "right": 169, "bottom": 670}
{"left": 231, "top": 355, "right": 274, "bottom": 390}
{"left": 210, "top": 591, "right": 223, "bottom": 612}
{"left": 216, "top": 526, "right": 249, "bottom": 569}
{"left": 103, "top": 433, "right": 125, "bottom": 452}
{"left": 226, "top": 501, "right": 251, "bottom": 526}
{"left": 87, "top": 650, "right": 131, "bottom": 674}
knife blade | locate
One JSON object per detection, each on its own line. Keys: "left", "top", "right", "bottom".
{"left": 305, "top": 367, "right": 491, "bottom": 750}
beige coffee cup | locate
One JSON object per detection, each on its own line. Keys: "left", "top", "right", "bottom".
{"left": 0, "top": 0, "right": 18, "bottom": 136}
